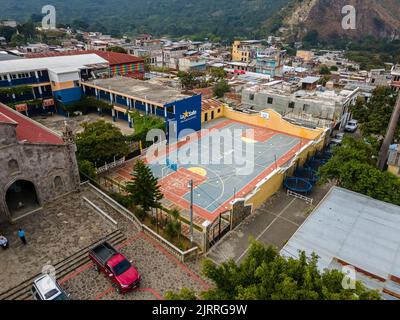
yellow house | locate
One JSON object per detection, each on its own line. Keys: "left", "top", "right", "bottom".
{"left": 201, "top": 99, "right": 225, "bottom": 123}
{"left": 232, "top": 40, "right": 262, "bottom": 63}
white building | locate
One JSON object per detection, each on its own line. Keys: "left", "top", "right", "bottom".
{"left": 281, "top": 187, "right": 400, "bottom": 300}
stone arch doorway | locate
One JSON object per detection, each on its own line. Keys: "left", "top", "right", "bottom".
{"left": 5, "top": 180, "right": 40, "bottom": 219}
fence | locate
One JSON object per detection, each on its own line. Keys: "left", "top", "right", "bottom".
{"left": 96, "top": 157, "right": 126, "bottom": 174}
{"left": 287, "top": 189, "right": 314, "bottom": 204}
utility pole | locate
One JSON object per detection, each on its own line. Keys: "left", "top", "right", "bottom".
{"left": 377, "top": 94, "right": 400, "bottom": 170}
{"left": 189, "top": 179, "right": 194, "bottom": 244}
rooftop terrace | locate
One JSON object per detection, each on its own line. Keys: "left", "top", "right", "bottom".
{"left": 84, "top": 76, "right": 192, "bottom": 105}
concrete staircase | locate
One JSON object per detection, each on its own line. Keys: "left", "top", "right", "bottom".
{"left": 0, "top": 229, "right": 126, "bottom": 301}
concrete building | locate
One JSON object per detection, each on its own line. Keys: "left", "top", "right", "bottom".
{"left": 391, "top": 65, "right": 400, "bottom": 91}
{"left": 231, "top": 40, "right": 263, "bottom": 63}
{"left": 163, "top": 43, "right": 190, "bottom": 69}
{"left": 368, "top": 69, "right": 390, "bottom": 87}
{"left": 27, "top": 50, "right": 145, "bottom": 80}
{"left": 80, "top": 76, "right": 202, "bottom": 141}
{"left": 0, "top": 103, "right": 80, "bottom": 223}
{"left": 241, "top": 79, "right": 360, "bottom": 129}
{"left": 0, "top": 54, "right": 109, "bottom": 111}
{"left": 281, "top": 187, "right": 400, "bottom": 300}
{"left": 178, "top": 56, "right": 206, "bottom": 72}
{"left": 249, "top": 47, "right": 286, "bottom": 78}
{"left": 388, "top": 144, "right": 400, "bottom": 177}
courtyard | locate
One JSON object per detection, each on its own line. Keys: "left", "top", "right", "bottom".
{"left": 33, "top": 113, "right": 134, "bottom": 136}
{"left": 0, "top": 183, "right": 209, "bottom": 300}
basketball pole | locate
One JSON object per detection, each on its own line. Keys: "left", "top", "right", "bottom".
{"left": 189, "top": 179, "right": 194, "bottom": 245}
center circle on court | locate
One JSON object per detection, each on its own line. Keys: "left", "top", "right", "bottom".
{"left": 241, "top": 136, "right": 258, "bottom": 144}
{"left": 188, "top": 167, "right": 207, "bottom": 176}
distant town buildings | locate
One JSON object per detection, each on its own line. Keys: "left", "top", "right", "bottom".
{"left": 391, "top": 65, "right": 400, "bottom": 91}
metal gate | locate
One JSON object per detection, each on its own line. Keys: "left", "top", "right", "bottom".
{"left": 207, "top": 211, "right": 231, "bottom": 250}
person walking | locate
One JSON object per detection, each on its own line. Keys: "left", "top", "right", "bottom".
{"left": 18, "top": 229, "right": 27, "bottom": 245}
{"left": 0, "top": 235, "right": 8, "bottom": 250}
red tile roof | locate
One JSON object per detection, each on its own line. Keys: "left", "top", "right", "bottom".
{"left": 26, "top": 50, "right": 144, "bottom": 66}
{"left": 0, "top": 103, "right": 64, "bottom": 145}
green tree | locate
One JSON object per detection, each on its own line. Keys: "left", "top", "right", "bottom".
{"left": 350, "top": 87, "right": 399, "bottom": 140}
{"left": 319, "top": 64, "right": 331, "bottom": 75}
{"left": 318, "top": 136, "right": 400, "bottom": 205}
{"left": 209, "top": 67, "right": 226, "bottom": 81}
{"left": 177, "top": 71, "right": 198, "bottom": 90}
{"left": 199, "top": 240, "right": 380, "bottom": 300}
{"left": 125, "top": 159, "right": 163, "bottom": 219}
{"left": 78, "top": 160, "right": 97, "bottom": 180}
{"left": 213, "top": 80, "right": 230, "bottom": 98}
{"left": 165, "top": 288, "right": 197, "bottom": 300}
{"left": 164, "top": 209, "right": 182, "bottom": 241}
{"left": 107, "top": 46, "right": 128, "bottom": 54}
{"left": 75, "top": 120, "right": 129, "bottom": 165}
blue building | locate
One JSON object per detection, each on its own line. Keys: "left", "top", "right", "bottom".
{"left": 81, "top": 76, "right": 202, "bottom": 141}
{"left": 0, "top": 54, "right": 109, "bottom": 115}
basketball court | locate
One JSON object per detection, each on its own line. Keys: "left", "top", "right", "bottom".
{"left": 145, "top": 119, "right": 307, "bottom": 221}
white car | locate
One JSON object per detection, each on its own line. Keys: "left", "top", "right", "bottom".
{"left": 32, "top": 274, "right": 69, "bottom": 300}
{"left": 330, "top": 132, "right": 344, "bottom": 146}
{"left": 345, "top": 120, "right": 358, "bottom": 132}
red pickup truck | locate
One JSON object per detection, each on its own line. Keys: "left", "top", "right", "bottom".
{"left": 89, "top": 242, "right": 141, "bottom": 293}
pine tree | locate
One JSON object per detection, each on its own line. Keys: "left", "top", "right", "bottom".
{"left": 125, "top": 160, "right": 163, "bottom": 219}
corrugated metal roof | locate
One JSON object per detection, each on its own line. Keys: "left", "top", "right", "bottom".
{"left": 202, "top": 99, "right": 224, "bottom": 111}
{"left": 0, "top": 54, "right": 108, "bottom": 74}
{"left": 27, "top": 50, "right": 144, "bottom": 66}
{"left": 281, "top": 187, "right": 400, "bottom": 298}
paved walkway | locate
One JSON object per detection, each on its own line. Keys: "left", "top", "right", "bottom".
{"left": 206, "top": 183, "right": 334, "bottom": 265}
{"left": 0, "top": 189, "right": 116, "bottom": 293}
{"left": 1, "top": 183, "right": 210, "bottom": 300}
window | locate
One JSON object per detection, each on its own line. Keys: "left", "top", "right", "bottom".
{"left": 303, "top": 104, "right": 310, "bottom": 112}
{"left": 249, "top": 93, "right": 255, "bottom": 101}
{"left": 217, "top": 108, "right": 221, "bottom": 113}
{"left": 288, "top": 102, "right": 295, "bottom": 109}
{"left": 267, "top": 97, "right": 273, "bottom": 104}
{"left": 54, "top": 176, "right": 63, "bottom": 193}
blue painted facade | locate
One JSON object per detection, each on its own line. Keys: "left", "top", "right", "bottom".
{"left": 53, "top": 87, "right": 83, "bottom": 105}
{"left": 165, "top": 94, "right": 202, "bottom": 141}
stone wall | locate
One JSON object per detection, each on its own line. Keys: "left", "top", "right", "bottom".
{"left": 0, "top": 123, "right": 80, "bottom": 222}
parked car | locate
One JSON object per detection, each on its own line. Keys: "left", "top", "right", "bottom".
{"left": 32, "top": 274, "right": 69, "bottom": 300}
{"left": 345, "top": 120, "right": 358, "bottom": 132}
{"left": 89, "top": 242, "right": 141, "bottom": 294}
{"left": 330, "top": 132, "right": 345, "bottom": 146}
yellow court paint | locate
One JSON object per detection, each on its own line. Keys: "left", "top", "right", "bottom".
{"left": 241, "top": 136, "right": 258, "bottom": 144}
{"left": 188, "top": 167, "right": 207, "bottom": 177}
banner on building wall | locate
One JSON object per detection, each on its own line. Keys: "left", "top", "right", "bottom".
{"left": 15, "top": 104, "right": 28, "bottom": 112}
{"left": 43, "top": 98, "right": 55, "bottom": 107}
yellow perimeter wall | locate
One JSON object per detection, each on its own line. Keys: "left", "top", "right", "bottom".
{"left": 201, "top": 108, "right": 224, "bottom": 123}
{"left": 222, "top": 106, "right": 328, "bottom": 212}
{"left": 223, "top": 106, "right": 325, "bottom": 141}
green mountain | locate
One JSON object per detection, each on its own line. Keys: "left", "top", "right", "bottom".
{"left": 0, "top": 0, "right": 290, "bottom": 40}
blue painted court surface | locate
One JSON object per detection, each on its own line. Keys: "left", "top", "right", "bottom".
{"left": 148, "top": 120, "right": 302, "bottom": 217}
